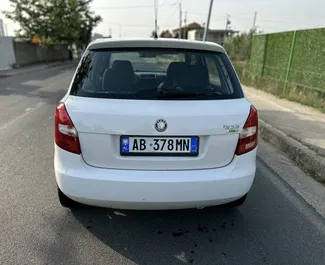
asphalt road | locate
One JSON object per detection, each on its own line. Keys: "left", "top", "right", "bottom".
{"left": 1, "top": 64, "right": 325, "bottom": 265}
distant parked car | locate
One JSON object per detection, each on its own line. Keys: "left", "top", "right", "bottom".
{"left": 54, "top": 38, "right": 258, "bottom": 210}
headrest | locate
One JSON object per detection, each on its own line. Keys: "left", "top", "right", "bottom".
{"left": 112, "top": 60, "right": 134, "bottom": 74}
{"left": 166, "top": 62, "right": 209, "bottom": 89}
{"left": 167, "top": 62, "right": 189, "bottom": 78}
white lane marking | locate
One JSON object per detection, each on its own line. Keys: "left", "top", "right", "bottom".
{"left": 0, "top": 102, "right": 45, "bottom": 131}
{"left": 25, "top": 108, "right": 31, "bottom": 112}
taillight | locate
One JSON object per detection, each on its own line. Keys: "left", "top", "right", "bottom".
{"left": 235, "top": 105, "right": 258, "bottom": 156}
{"left": 54, "top": 103, "right": 81, "bottom": 154}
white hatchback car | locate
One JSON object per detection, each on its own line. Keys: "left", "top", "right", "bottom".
{"left": 54, "top": 38, "right": 258, "bottom": 210}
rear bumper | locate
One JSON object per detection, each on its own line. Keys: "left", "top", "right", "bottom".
{"left": 54, "top": 145, "right": 257, "bottom": 210}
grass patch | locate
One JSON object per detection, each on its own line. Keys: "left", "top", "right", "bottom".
{"left": 233, "top": 61, "right": 325, "bottom": 113}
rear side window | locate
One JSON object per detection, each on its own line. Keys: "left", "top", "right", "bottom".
{"left": 205, "top": 57, "right": 221, "bottom": 86}
{"left": 70, "top": 48, "right": 244, "bottom": 100}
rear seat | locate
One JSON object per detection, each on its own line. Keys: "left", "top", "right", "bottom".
{"left": 165, "top": 62, "right": 209, "bottom": 90}
{"left": 102, "top": 60, "right": 135, "bottom": 92}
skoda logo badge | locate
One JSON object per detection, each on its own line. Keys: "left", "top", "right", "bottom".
{"left": 155, "top": 119, "right": 167, "bottom": 132}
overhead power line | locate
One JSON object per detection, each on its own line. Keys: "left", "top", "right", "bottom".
{"left": 107, "top": 23, "right": 176, "bottom": 28}
{"left": 187, "top": 11, "right": 206, "bottom": 16}
{"left": 167, "top": 4, "right": 179, "bottom": 18}
{"left": 258, "top": 19, "right": 301, "bottom": 24}
{"left": 91, "top": 2, "right": 178, "bottom": 10}
{"left": 258, "top": 19, "right": 321, "bottom": 28}
{"left": 211, "top": 17, "right": 227, "bottom": 22}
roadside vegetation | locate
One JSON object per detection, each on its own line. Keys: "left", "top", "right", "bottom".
{"left": 224, "top": 29, "right": 325, "bottom": 113}
{"left": 2, "top": 0, "right": 102, "bottom": 48}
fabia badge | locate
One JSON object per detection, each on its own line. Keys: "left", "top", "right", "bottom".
{"left": 155, "top": 119, "right": 167, "bottom": 132}
{"left": 223, "top": 124, "right": 240, "bottom": 133}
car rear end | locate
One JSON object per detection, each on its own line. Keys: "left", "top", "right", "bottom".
{"left": 54, "top": 39, "right": 257, "bottom": 210}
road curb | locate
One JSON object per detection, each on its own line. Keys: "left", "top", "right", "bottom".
{"left": 258, "top": 119, "right": 325, "bottom": 182}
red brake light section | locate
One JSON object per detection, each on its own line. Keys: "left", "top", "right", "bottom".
{"left": 54, "top": 103, "right": 81, "bottom": 154}
{"left": 235, "top": 105, "right": 258, "bottom": 156}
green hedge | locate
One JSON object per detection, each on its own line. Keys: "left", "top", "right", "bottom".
{"left": 237, "top": 62, "right": 325, "bottom": 112}
{"left": 244, "top": 28, "right": 325, "bottom": 111}
{"left": 249, "top": 34, "right": 266, "bottom": 77}
{"left": 249, "top": 28, "right": 325, "bottom": 93}
{"left": 263, "top": 31, "right": 293, "bottom": 80}
{"left": 289, "top": 28, "right": 325, "bottom": 91}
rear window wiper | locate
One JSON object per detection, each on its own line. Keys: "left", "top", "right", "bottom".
{"left": 156, "top": 90, "right": 219, "bottom": 99}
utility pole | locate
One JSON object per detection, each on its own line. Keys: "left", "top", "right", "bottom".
{"left": 203, "top": 0, "right": 213, "bottom": 41}
{"left": 109, "top": 28, "right": 112, "bottom": 38}
{"left": 154, "top": 0, "right": 158, "bottom": 37}
{"left": 179, "top": 1, "right": 182, "bottom": 39}
{"left": 252, "top": 11, "right": 257, "bottom": 31}
{"left": 183, "top": 11, "right": 187, "bottom": 39}
{"left": 225, "top": 14, "right": 230, "bottom": 30}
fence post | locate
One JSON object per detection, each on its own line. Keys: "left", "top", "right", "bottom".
{"left": 283, "top": 30, "right": 297, "bottom": 93}
{"left": 248, "top": 33, "right": 255, "bottom": 72}
{"left": 261, "top": 34, "right": 268, "bottom": 76}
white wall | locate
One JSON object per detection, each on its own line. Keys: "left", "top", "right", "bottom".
{"left": 0, "top": 37, "right": 16, "bottom": 69}
{"left": 0, "top": 19, "right": 5, "bottom": 36}
{"left": 187, "top": 29, "right": 226, "bottom": 45}
{"left": 187, "top": 30, "right": 197, "bottom": 40}
{"left": 187, "top": 30, "right": 204, "bottom": 41}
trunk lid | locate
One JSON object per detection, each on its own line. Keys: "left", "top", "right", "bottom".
{"left": 65, "top": 96, "right": 251, "bottom": 170}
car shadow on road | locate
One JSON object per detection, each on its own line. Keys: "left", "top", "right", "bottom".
{"left": 71, "top": 204, "right": 266, "bottom": 265}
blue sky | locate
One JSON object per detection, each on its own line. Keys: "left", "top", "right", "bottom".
{"left": 2, "top": 0, "right": 324, "bottom": 37}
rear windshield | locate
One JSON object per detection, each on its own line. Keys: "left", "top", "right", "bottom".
{"left": 70, "top": 48, "right": 244, "bottom": 100}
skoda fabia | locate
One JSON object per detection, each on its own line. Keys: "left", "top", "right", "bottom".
{"left": 54, "top": 38, "right": 258, "bottom": 210}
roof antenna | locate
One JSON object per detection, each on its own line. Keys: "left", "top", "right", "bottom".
{"left": 154, "top": 0, "right": 158, "bottom": 39}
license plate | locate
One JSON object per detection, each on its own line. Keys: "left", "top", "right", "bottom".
{"left": 120, "top": 136, "right": 199, "bottom": 156}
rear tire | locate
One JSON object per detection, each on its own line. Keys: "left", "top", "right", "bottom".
{"left": 58, "top": 187, "right": 82, "bottom": 208}
{"left": 222, "top": 194, "right": 247, "bottom": 208}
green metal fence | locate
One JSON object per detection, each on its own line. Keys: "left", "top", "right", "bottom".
{"left": 249, "top": 28, "right": 325, "bottom": 95}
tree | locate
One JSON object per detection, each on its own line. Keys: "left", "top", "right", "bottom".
{"left": 150, "top": 30, "right": 158, "bottom": 38}
{"left": 224, "top": 29, "right": 261, "bottom": 62}
{"left": 173, "top": 32, "right": 179, "bottom": 39}
{"left": 172, "top": 29, "right": 188, "bottom": 39}
{"left": 159, "top": 30, "right": 172, "bottom": 38}
{"left": 3, "top": 0, "right": 102, "bottom": 46}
